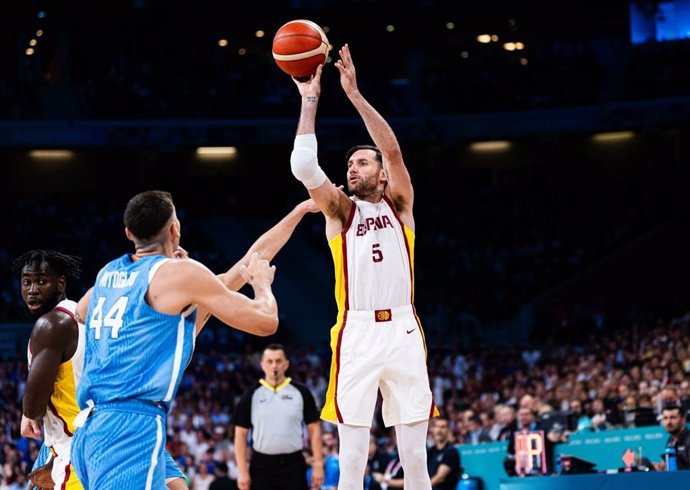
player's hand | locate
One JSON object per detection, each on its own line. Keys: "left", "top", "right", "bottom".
{"left": 335, "top": 44, "right": 359, "bottom": 97}
{"left": 27, "top": 458, "right": 55, "bottom": 489}
{"left": 239, "top": 252, "right": 276, "bottom": 286}
{"left": 296, "top": 198, "right": 321, "bottom": 215}
{"left": 21, "top": 415, "right": 43, "bottom": 439}
{"left": 310, "top": 463, "right": 325, "bottom": 489}
{"left": 237, "top": 471, "right": 251, "bottom": 490}
{"left": 292, "top": 63, "right": 323, "bottom": 99}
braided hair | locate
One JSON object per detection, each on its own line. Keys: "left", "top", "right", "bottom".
{"left": 12, "top": 250, "right": 82, "bottom": 279}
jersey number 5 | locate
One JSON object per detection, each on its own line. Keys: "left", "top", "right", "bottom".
{"left": 90, "top": 296, "right": 128, "bottom": 339}
{"left": 372, "top": 243, "right": 384, "bottom": 263}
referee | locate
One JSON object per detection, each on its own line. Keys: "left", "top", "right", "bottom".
{"left": 233, "top": 344, "right": 324, "bottom": 490}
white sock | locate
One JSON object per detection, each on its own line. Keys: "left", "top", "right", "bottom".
{"left": 395, "top": 420, "right": 432, "bottom": 489}
{"left": 336, "top": 424, "right": 370, "bottom": 489}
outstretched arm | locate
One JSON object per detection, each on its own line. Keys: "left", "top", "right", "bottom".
{"left": 335, "top": 44, "right": 414, "bottom": 226}
{"left": 291, "top": 64, "right": 353, "bottom": 230}
{"left": 194, "top": 198, "right": 320, "bottom": 332}
{"left": 218, "top": 198, "right": 319, "bottom": 291}
{"left": 150, "top": 253, "right": 278, "bottom": 337}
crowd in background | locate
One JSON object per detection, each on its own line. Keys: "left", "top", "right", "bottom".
{"left": 2, "top": 5, "right": 690, "bottom": 120}
{"left": 1, "top": 309, "right": 689, "bottom": 487}
{"left": 2, "top": 154, "right": 683, "bottom": 334}
{"left": 0, "top": 198, "right": 228, "bottom": 323}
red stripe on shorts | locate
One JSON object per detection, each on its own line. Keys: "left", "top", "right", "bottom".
{"left": 61, "top": 462, "right": 71, "bottom": 490}
{"left": 333, "top": 311, "right": 348, "bottom": 424}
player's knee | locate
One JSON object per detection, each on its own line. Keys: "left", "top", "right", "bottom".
{"left": 338, "top": 447, "right": 368, "bottom": 472}
{"left": 399, "top": 444, "right": 427, "bottom": 471}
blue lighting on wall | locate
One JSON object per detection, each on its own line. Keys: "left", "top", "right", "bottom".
{"left": 630, "top": 0, "right": 690, "bottom": 44}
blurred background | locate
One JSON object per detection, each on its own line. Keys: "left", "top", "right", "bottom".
{"left": 2, "top": 0, "right": 690, "bottom": 488}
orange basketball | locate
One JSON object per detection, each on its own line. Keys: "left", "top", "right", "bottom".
{"left": 272, "top": 19, "right": 329, "bottom": 78}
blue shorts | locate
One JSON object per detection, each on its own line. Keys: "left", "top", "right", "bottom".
{"left": 72, "top": 400, "right": 171, "bottom": 490}
{"left": 26, "top": 443, "right": 51, "bottom": 490}
{"left": 164, "top": 449, "right": 185, "bottom": 482}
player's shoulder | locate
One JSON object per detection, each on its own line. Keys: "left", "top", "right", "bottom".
{"left": 155, "top": 256, "right": 214, "bottom": 282}
{"left": 32, "top": 308, "right": 78, "bottom": 343}
{"left": 36, "top": 306, "right": 77, "bottom": 329}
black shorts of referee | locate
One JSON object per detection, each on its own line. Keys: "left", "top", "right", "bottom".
{"left": 249, "top": 450, "right": 308, "bottom": 490}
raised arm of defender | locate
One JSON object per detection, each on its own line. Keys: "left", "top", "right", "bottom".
{"left": 76, "top": 254, "right": 279, "bottom": 337}
{"left": 195, "top": 198, "right": 319, "bottom": 332}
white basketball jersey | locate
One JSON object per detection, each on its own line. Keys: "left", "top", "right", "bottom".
{"left": 333, "top": 196, "right": 414, "bottom": 310}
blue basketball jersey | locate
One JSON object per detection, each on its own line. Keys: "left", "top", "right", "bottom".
{"left": 78, "top": 254, "right": 196, "bottom": 410}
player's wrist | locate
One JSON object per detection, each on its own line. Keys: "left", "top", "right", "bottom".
{"left": 303, "top": 94, "right": 319, "bottom": 103}
{"left": 346, "top": 88, "right": 362, "bottom": 100}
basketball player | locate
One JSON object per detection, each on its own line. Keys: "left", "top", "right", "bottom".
{"left": 16, "top": 250, "right": 188, "bottom": 490}
{"left": 68, "top": 190, "right": 285, "bottom": 489}
{"left": 289, "top": 44, "right": 437, "bottom": 489}
{"left": 19, "top": 197, "right": 318, "bottom": 489}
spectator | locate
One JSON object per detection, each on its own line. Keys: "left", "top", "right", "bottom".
{"left": 460, "top": 415, "right": 492, "bottom": 445}
{"left": 569, "top": 399, "right": 592, "bottom": 432}
{"left": 371, "top": 452, "right": 404, "bottom": 490}
{"left": 590, "top": 398, "right": 614, "bottom": 431}
{"left": 366, "top": 434, "right": 392, "bottom": 490}
{"left": 428, "top": 416, "right": 462, "bottom": 490}
{"left": 209, "top": 461, "right": 236, "bottom": 490}
{"left": 496, "top": 406, "right": 517, "bottom": 442}
{"left": 192, "top": 463, "right": 215, "bottom": 490}
{"left": 653, "top": 402, "right": 690, "bottom": 471}
{"left": 319, "top": 432, "right": 340, "bottom": 490}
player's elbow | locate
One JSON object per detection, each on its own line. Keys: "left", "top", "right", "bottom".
{"left": 255, "top": 316, "right": 279, "bottom": 336}
{"left": 290, "top": 147, "right": 326, "bottom": 189}
{"left": 23, "top": 404, "right": 45, "bottom": 421}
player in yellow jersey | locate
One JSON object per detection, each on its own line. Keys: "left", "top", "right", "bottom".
{"left": 16, "top": 250, "right": 189, "bottom": 490}
{"left": 289, "top": 44, "right": 437, "bottom": 490}
{"left": 16, "top": 250, "right": 85, "bottom": 490}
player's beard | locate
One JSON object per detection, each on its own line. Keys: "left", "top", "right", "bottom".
{"left": 348, "top": 173, "right": 380, "bottom": 198}
{"left": 23, "top": 291, "right": 60, "bottom": 320}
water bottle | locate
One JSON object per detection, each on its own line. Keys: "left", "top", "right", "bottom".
{"left": 664, "top": 447, "right": 677, "bottom": 472}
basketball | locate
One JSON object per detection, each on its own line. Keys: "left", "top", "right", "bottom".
{"left": 272, "top": 19, "right": 329, "bottom": 78}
